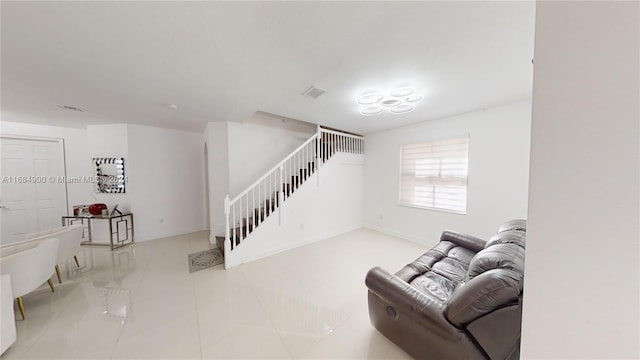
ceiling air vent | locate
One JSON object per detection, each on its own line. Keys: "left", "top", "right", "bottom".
{"left": 301, "top": 85, "right": 326, "bottom": 99}
{"left": 57, "top": 104, "right": 85, "bottom": 112}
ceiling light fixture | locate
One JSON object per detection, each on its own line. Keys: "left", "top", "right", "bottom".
{"left": 390, "top": 87, "right": 415, "bottom": 97}
{"left": 380, "top": 98, "right": 402, "bottom": 107}
{"left": 360, "top": 105, "right": 384, "bottom": 116}
{"left": 389, "top": 104, "right": 415, "bottom": 114}
{"left": 405, "top": 94, "right": 424, "bottom": 103}
{"left": 356, "top": 93, "right": 384, "bottom": 105}
{"left": 356, "top": 86, "right": 424, "bottom": 116}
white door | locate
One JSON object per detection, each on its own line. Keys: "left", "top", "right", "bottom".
{"left": 0, "top": 137, "right": 67, "bottom": 245}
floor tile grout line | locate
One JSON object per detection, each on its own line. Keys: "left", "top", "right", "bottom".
{"left": 109, "top": 243, "right": 156, "bottom": 359}
{"left": 237, "top": 266, "right": 296, "bottom": 360}
{"left": 239, "top": 261, "right": 357, "bottom": 360}
{"left": 191, "top": 256, "right": 205, "bottom": 360}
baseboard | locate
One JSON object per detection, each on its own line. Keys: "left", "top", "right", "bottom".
{"left": 134, "top": 226, "right": 208, "bottom": 242}
{"left": 364, "top": 224, "right": 438, "bottom": 247}
{"left": 232, "top": 224, "right": 362, "bottom": 267}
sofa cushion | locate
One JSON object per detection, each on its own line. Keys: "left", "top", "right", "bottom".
{"left": 445, "top": 268, "right": 523, "bottom": 326}
{"left": 409, "top": 272, "right": 457, "bottom": 302}
{"left": 447, "top": 246, "right": 476, "bottom": 264}
{"left": 444, "top": 242, "right": 525, "bottom": 326}
{"left": 467, "top": 243, "right": 525, "bottom": 280}
{"left": 395, "top": 241, "right": 475, "bottom": 284}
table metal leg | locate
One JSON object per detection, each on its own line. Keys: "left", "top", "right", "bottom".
{"left": 87, "top": 219, "right": 93, "bottom": 244}
{"left": 109, "top": 218, "right": 114, "bottom": 251}
{"left": 130, "top": 214, "right": 135, "bottom": 244}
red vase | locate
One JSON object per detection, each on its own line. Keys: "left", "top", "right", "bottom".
{"left": 88, "top": 203, "right": 107, "bottom": 216}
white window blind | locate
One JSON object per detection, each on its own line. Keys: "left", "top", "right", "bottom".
{"left": 399, "top": 136, "right": 469, "bottom": 213}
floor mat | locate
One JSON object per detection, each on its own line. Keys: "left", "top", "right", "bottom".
{"left": 188, "top": 248, "right": 223, "bottom": 273}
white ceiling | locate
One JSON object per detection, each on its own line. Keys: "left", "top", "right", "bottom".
{"left": 1, "top": 1, "right": 535, "bottom": 135}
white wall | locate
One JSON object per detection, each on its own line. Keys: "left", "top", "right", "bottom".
{"left": 205, "top": 119, "right": 315, "bottom": 241}
{"left": 87, "top": 124, "right": 131, "bottom": 212}
{"left": 0, "top": 121, "right": 93, "bottom": 214}
{"left": 521, "top": 2, "right": 639, "bottom": 359}
{"left": 205, "top": 122, "right": 230, "bottom": 238}
{"left": 126, "top": 124, "right": 206, "bottom": 241}
{"left": 363, "top": 101, "right": 531, "bottom": 243}
{"left": 1, "top": 121, "right": 207, "bottom": 242}
{"left": 87, "top": 124, "right": 129, "bottom": 157}
{"left": 228, "top": 153, "right": 363, "bottom": 267}
{"left": 227, "top": 122, "right": 314, "bottom": 196}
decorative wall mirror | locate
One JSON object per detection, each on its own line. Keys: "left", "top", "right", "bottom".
{"left": 93, "top": 157, "right": 126, "bottom": 193}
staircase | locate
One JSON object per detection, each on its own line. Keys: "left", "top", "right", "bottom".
{"left": 218, "top": 126, "right": 364, "bottom": 268}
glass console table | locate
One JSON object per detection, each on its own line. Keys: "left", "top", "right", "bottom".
{"left": 62, "top": 213, "right": 134, "bottom": 251}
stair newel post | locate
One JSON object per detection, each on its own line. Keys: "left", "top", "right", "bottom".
{"left": 279, "top": 165, "right": 284, "bottom": 225}
{"left": 224, "top": 195, "right": 231, "bottom": 269}
{"left": 316, "top": 126, "right": 321, "bottom": 186}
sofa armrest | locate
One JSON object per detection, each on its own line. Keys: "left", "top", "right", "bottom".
{"left": 440, "top": 230, "right": 486, "bottom": 252}
{"left": 365, "top": 266, "right": 462, "bottom": 340}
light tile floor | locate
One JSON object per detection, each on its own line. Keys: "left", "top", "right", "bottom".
{"left": 1, "top": 229, "right": 433, "bottom": 359}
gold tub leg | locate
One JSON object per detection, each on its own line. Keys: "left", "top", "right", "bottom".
{"left": 55, "top": 265, "right": 62, "bottom": 283}
{"left": 17, "top": 297, "right": 26, "bottom": 320}
{"left": 47, "top": 278, "right": 55, "bottom": 292}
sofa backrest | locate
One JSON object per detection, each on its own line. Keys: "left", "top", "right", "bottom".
{"left": 25, "top": 224, "right": 81, "bottom": 241}
{"left": 485, "top": 230, "right": 526, "bottom": 249}
{"left": 23, "top": 224, "right": 83, "bottom": 265}
{"left": 497, "top": 219, "right": 527, "bottom": 234}
{"left": 0, "top": 237, "right": 59, "bottom": 298}
{"left": 0, "top": 241, "right": 39, "bottom": 258}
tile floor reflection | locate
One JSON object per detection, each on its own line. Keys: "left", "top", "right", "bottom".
{"left": 1, "top": 229, "right": 433, "bottom": 359}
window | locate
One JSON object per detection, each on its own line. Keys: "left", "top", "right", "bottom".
{"left": 399, "top": 136, "right": 469, "bottom": 213}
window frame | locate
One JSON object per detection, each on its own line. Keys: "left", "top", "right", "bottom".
{"left": 397, "top": 135, "right": 470, "bottom": 215}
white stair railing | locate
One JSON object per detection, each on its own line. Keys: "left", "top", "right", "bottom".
{"left": 224, "top": 126, "right": 364, "bottom": 268}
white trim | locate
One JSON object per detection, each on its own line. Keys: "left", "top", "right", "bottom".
{"left": 396, "top": 203, "right": 466, "bottom": 215}
{"left": 136, "top": 227, "right": 209, "bottom": 242}
{"left": 364, "top": 223, "right": 439, "bottom": 248}
{"left": 320, "top": 128, "right": 364, "bottom": 139}
{"left": 0, "top": 134, "right": 64, "bottom": 143}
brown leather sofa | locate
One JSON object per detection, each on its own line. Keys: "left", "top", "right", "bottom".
{"left": 365, "top": 220, "right": 526, "bottom": 360}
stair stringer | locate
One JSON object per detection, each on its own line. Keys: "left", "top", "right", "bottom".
{"left": 227, "top": 153, "right": 364, "bottom": 267}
